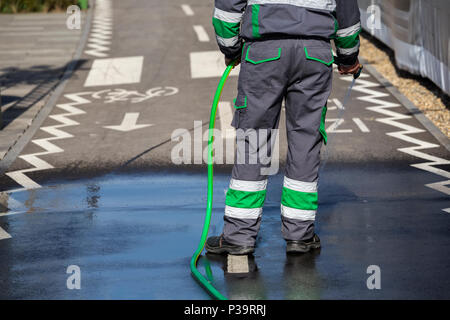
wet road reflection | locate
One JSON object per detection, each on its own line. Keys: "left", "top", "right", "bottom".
{"left": 0, "top": 165, "right": 449, "bottom": 299}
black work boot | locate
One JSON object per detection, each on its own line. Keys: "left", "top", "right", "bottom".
{"left": 286, "top": 234, "right": 321, "bottom": 254}
{"left": 205, "top": 235, "right": 255, "bottom": 255}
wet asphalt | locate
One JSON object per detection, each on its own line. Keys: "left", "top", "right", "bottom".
{"left": 0, "top": 0, "right": 449, "bottom": 300}
{"left": 1, "top": 165, "right": 449, "bottom": 299}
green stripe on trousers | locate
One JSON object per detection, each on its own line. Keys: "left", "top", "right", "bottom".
{"left": 281, "top": 187, "right": 318, "bottom": 211}
{"left": 226, "top": 189, "right": 267, "bottom": 209}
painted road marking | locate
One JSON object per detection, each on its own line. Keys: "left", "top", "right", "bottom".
{"left": 104, "top": 113, "right": 153, "bottom": 132}
{"left": 353, "top": 117, "right": 370, "bottom": 132}
{"left": 181, "top": 4, "right": 194, "bottom": 16}
{"left": 0, "top": 31, "right": 81, "bottom": 37}
{"left": 0, "top": 27, "right": 45, "bottom": 32}
{"left": 0, "top": 49, "right": 70, "bottom": 55}
{"left": 0, "top": 227, "right": 11, "bottom": 240}
{"left": 5, "top": 93, "right": 90, "bottom": 190}
{"left": 218, "top": 102, "right": 236, "bottom": 163}
{"left": 333, "top": 98, "right": 344, "bottom": 110}
{"left": 326, "top": 119, "right": 352, "bottom": 133}
{"left": 85, "top": 0, "right": 112, "bottom": 57}
{"left": 84, "top": 56, "right": 144, "bottom": 87}
{"left": 193, "top": 25, "right": 210, "bottom": 42}
{"left": 326, "top": 98, "right": 342, "bottom": 110}
{"left": 349, "top": 74, "right": 450, "bottom": 213}
{"left": 190, "top": 51, "right": 240, "bottom": 79}
{"left": 218, "top": 102, "right": 235, "bottom": 139}
{"left": 0, "top": 194, "right": 25, "bottom": 216}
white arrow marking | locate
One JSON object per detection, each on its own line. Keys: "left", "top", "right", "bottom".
{"left": 104, "top": 112, "right": 153, "bottom": 132}
{"left": 0, "top": 226, "right": 11, "bottom": 240}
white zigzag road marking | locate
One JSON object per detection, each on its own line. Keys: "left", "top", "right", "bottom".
{"left": 0, "top": 192, "right": 26, "bottom": 216}
{"left": 5, "top": 93, "right": 92, "bottom": 191}
{"left": 85, "top": 0, "right": 112, "bottom": 58}
{"left": 346, "top": 74, "right": 450, "bottom": 212}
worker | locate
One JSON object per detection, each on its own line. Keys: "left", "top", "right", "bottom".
{"left": 206, "top": 0, "right": 362, "bottom": 254}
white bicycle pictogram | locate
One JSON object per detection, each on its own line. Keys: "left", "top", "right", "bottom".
{"left": 91, "top": 87, "right": 179, "bottom": 104}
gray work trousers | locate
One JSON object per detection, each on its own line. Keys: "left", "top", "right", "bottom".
{"left": 223, "top": 38, "right": 333, "bottom": 246}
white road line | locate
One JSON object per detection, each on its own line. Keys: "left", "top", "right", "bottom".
{"left": 84, "top": 0, "right": 112, "bottom": 57}
{"left": 84, "top": 56, "right": 144, "bottom": 87}
{"left": 181, "top": 4, "right": 194, "bottom": 16}
{"left": 0, "top": 194, "right": 25, "bottom": 214}
{"left": 104, "top": 113, "right": 153, "bottom": 132}
{"left": 0, "top": 227, "right": 12, "bottom": 240}
{"left": 333, "top": 98, "right": 344, "bottom": 110}
{"left": 41, "top": 36, "right": 82, "bottom": 42}
{"left": 352, "top": 117, "right": 370, "bottom": 132}
{"left": 0, "top": 49, "right": 69, "bottom": 54}
{"left": 190, "top": 51, "right": 240, "bottom": 79}
{"left": 218, "top": 102, "right": 236, "bottom": 164}
{"left": 10, "top": 19, "right": 85, "bottom": 26}
{"left": 0, "top": 58, "right": 70, "bottom": 66}
{"left": 350, "top": 74, "right": 450, "bottom": 213}
{"left": 13, "top": 14, "right": 69, "bottom": 20}
{"left": 193, "top": 25, "right": 210, "bottom": 42}
{"left": 326, "top": 118, "right": 352, "bottom": 133}
{"left": 218, "top": 101, "right": 235, "bottom": 139}
{"left": 5, "top": 93, "right": 91, "bottom": 190}
{"left": 0, "top": 27, "right": 45, "bottom": 31}
{"left": 0, "top": 31, "right": 80, "bottom": 36}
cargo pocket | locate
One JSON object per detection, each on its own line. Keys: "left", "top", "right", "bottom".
{"left": 231, "top": 93, "right": 247, "bottom": 128}
{"left": 304, "top": 47, "right": 334, "bottom": 66}
{"left": 245, "top": 44, "right": 281, "bottom": 65}
{"left": 319, "top": 105, "right": 328, "bottom": 144}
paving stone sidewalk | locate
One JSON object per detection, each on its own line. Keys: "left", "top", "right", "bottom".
{"left": 0, "top": 11, "right": 86, "bottom": 160}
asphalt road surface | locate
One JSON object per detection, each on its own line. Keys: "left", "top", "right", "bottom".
{"left": 0, "top": 0, "right": 449, "bottom": 299}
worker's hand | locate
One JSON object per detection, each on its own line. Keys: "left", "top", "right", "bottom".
{"left": 338, "top": 58, "right": 361, "bottom": 75}
{"left": 225, "top": 56, "right": 241, "bottom": 68}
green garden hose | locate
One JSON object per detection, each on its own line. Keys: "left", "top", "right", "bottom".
{"left": 189, "top": 62, "right": 236, "bottom": 300}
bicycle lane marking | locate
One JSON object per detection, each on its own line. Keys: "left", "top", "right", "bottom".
{"left": 347, "top": 72, "right": 450, "bottom": 213}
{"left": 3, "top": 87, "right": 179, "bottom": 191}
{"left": 0, "top": 226, "right": 11, "bottom": 240}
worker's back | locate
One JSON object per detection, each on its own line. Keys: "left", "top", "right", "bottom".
{"left": 213, "top": 0, "right": 361, "bottom": 66}
{"left": 240, "top": 0, "right": 339, "bottom": 41}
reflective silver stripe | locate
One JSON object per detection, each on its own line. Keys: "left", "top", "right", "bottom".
{"left": 337, "top": 22, "right": 361, "bottom": 38}
{"left": 337, "top": 42, "right": 360, "bottom": 55}
{"left": 213, "top": 7, "right": 243, "bottom": 23}
{"left": 216, "top": 35, "right": 239, "bottom": 47}
{"left": 225, "top": 206, "right": 262, "bottom": 219}
{"left": 229, "top": 179, "right": 268, "bottom": 192}
{"left": 247, "top": 0, "right": 336, "bottom": 11}
{"left": 283, "top": 177, "right": 317, "bottom": 193}
{"left": 281, "top": 205, "right": 316, "bottom": 221}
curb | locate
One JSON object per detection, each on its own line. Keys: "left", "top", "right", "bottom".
{"left": 0, "top": 0, "right": 95, "bottom": 175}
{"left": 359, "top": 56, "right": 450, "bottom": 153}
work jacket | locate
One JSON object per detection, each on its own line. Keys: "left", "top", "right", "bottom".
{"left": 213, "top": 0, "right": 361, "bottom": 66}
